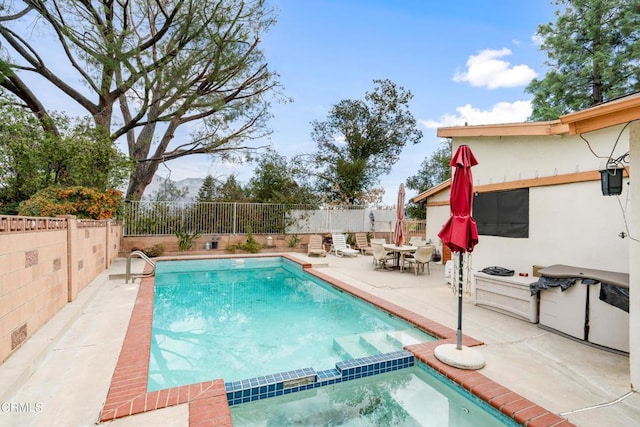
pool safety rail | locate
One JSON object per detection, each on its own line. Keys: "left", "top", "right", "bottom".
{"left": 225, "top": 350, "right": 415, "bottom": 406}
{"left": 125, "top": 250, "right": 156, "bottom": 284}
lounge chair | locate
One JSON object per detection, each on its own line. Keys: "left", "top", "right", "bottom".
{"left": 307, "top": 235, "right": 327, "bottom": 257}
{"left": 404, "top": 245, "right": 434, "bottom": 275}
{"left": 330, "top": 233, "right": 359, "bottom": 257}
{"left": 354, "top": 232, "right": 372, "bottom": 255}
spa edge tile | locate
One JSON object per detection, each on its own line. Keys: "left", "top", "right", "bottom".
{"left": 130, "top": 395, "right": 147, "bottom": 415}
{"left": 500, "top": 398, "right": 538, "bottom": 418}
{"left": 489, "top": 392, "right": 526, "bottom": 411}
{"left": 527, "top": 416, "right": 572, "bottom": 427}
{"left": 451, "top": 370, "right": 485, "bottom": 387}
{"left": 99, "top": 409, "right": 115, "bottom": 421}
{"left": 543, "top": 419, "right": 575, "bottom": 427}
{"left": 113, "top": 402, "right": 134, "bottom": 419}
{"left": 513, "top": 405, "right": 553, "bottom": 425}
{"left": 472, "top": 383, "right": 514, "bottom": 402}
{"left": 144, "top": 390, "right": 160, "bottom": 410}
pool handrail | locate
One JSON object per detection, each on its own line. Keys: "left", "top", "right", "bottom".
{"left": 125, "top": 250, "right": 156, "bottom": 284}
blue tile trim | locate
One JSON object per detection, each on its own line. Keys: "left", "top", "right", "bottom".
{"left": 225, "top": 351, "right": 415, "bottom": 406}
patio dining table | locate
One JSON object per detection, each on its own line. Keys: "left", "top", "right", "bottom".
{"left": 383, "top": 244, "right": 417, "bottom": 271}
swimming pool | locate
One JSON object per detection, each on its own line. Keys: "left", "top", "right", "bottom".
{"left": 148, "top": 257, "right": 435, "bottom": 390}
{"left": 230, "top": 363, "right": 520, "bottom": 426}
{"left": 101, "top": 255, "right": 569, "bottom": 426}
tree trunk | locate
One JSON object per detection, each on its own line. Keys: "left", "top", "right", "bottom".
{"left": 592, "top": 62, "right": 603, "bottom": 106}
{"left": 126, "top": 160, "right": 161, "bottom": 200}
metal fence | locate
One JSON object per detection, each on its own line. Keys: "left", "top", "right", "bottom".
{"left": 122, "top": 201, "right": 426, "bottom": 238}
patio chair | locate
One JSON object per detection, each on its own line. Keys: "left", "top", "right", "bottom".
{"left": 330, "top": 233, "right": 359, "bottom": 257}
{"left": 409, "top": 237, "right": 426, "bottom": 247}
{"left": 354, "top": 232, "right": 372, "bottom": 255}
{"left": 404, "top": 245, "right": 434, "bottom": 275}
{"left": 368, "top": 238, "right": 387, "bottom": 264}
{"left": 307, "top": 235, "right": 327, "bottom": 257}
{"left": 372, "top": 242, "right": 393, "bottom": 270}
{"left": 404, "top": 238, "right": 427, "bottom": 262}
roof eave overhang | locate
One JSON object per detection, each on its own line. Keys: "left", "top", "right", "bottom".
{"left": 411, "top": 179, "right": 452, "bottom": 204}
{"left": 560, "top": 94, "right": 640, "bottom": 135}
{"left": 437, "top": 120, "right": 568, "bottom": 138}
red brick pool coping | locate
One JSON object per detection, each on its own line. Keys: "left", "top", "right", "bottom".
{"left": 100, "top": 254, "right": 575, "bottom": 426}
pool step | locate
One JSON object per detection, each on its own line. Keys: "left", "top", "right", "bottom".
{"left": 333, "top": 335, "right": 375, "bottom": 359}
{"left": 359, "top": 331, "right": 399, "bottom": 354}
{"left": 386, "top": 329, "right": 428, "bottom": 347}
{"left": 334, "top": 329, "right": 428, "bottom": 359}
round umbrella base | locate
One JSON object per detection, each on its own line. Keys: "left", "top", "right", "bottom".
{"left": 434, "top": 343, "right": 485, "bottom": 370}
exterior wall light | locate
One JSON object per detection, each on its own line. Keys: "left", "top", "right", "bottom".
{"left": 600, "top": 168, "right": 624, "bottom": 196}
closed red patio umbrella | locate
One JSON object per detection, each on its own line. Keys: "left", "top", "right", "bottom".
{"left": 394, "top": 183, "right": 405, "bottom": 247}
{"left": 436, "top": 145, "right": 484, "bottom": 369}
{"left": 438, "top": 145, "right": 478, "bottom": 254}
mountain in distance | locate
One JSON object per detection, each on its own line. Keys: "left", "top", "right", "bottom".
{"left": 142, "top": 175, "right": 205, "bottom": 202}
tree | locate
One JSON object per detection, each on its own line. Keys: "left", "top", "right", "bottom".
{"left": 405, "top": 142, "right": 451, "bottom": 219}
{"left": 246, "top": 149, "right": 318, "bottom": 204}
{"left": 311, "top": 79, "right": 423, "bottom": 204}
{"left": 0, "top": 0, "right": 282, "bottom": 199}
{"left": 526, "top": 0, "right": 640, "bottom": 121}
{"left": 217, "top": 174, "right": 250, "bottom": 202}
{"left": 0, "top": 106, "right": 130, "bottom": 214}
{"left": 196, "top": 175, "right": 218, "bottom": 202}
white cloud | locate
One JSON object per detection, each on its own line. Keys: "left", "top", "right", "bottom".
{"left": 453, "top": 48, "right": 537, "bottom": 89}
{"left": 420, "top": 100, "right": 532, "bottom": 129}
{"left": 531, "top": 34, "right": 545, "bottom": 47}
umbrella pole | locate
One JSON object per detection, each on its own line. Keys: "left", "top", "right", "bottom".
{"left": 456, "top": 252, "right": 463, "bottom": 350}
{"left": 433, "top": 249, "right": 485, "bottom": 369}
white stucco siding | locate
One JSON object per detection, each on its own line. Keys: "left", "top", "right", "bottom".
{"left": 439, "top": 124, "right": 631, "bottom": 275}
{"left": 468, "top": 180, "right": 630, "bottom": 275}
{"left": 454, "top": 124, "right": 629, "bottom": 188}
{"left": 426, "top": 203, "right": 450, "bottom": 256}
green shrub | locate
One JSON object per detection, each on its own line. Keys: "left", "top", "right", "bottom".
{"left": 286, "top": 234, "right": 302, "bottom": 248}
{"left": 143, "top": 243, "right": 164, "bottom": 257}
{"left": 239, "top": 228, "right": 263, "bottom": 253}
{"left": 176, "top": 228, "right": 201, "bottom": 251}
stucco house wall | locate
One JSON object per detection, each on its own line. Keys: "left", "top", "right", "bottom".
{"left": 425, "top": 186, "right": 451, "bottom": 259}
{"left": 419, "top": 124, "right": 630, "bottom": 275}
{"left": 415, "top": 94, "right": 638, "bottom": 390}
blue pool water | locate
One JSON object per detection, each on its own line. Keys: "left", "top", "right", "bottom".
{"left": 148, "top": 257, "right": 436, "bottom": 391}
{"left": 230, "top": 363, "right": 520, "bottom": 427}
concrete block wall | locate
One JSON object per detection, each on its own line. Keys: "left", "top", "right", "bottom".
{"left": 0, "top": 227, "right": 68, "bottom": 363}
{"left": 0, "top": 216, "right": 123, "bottom": 363}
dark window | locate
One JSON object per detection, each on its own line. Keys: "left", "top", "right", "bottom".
{"left": 473, "top": 189, "right": 529, "bottom": 238}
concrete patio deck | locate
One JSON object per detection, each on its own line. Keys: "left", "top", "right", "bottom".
{"left": 0, "top": 253, "right": 637, "bottom": 426}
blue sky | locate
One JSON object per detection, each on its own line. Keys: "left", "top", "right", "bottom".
{"left": 170, "top": 0, "right": 558, "bottom": 204}
{"left": 11, "top": 0, "right": 558, "bottom": 204}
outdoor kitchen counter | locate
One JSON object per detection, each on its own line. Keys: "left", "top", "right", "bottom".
{"left": 536, "top": 264, "right": 629, "bottom": 288}
{"left": 534, "top": 264, "right": 629, "bottom": 354}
